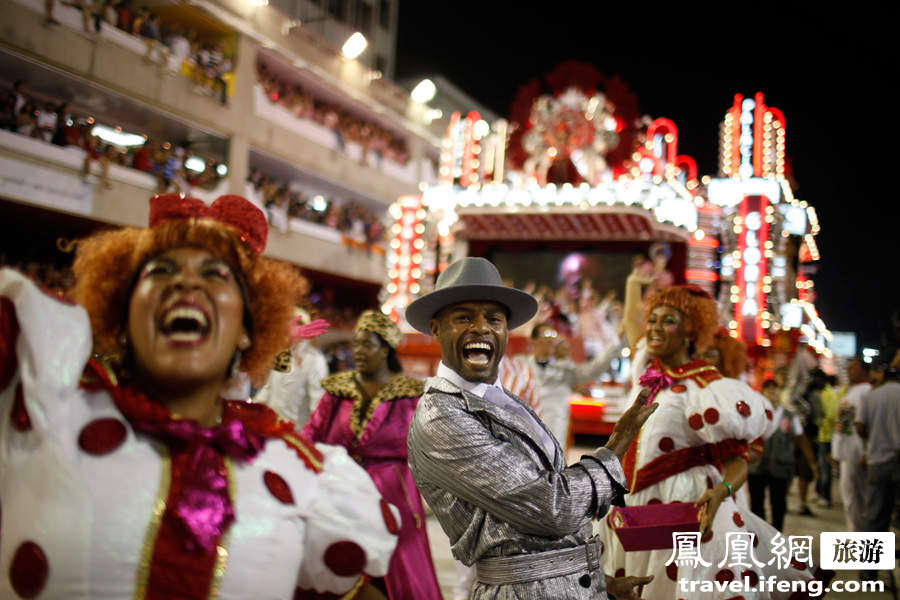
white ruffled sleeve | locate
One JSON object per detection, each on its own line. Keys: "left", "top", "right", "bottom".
{"left": 296, "top": 442, "right": 399, "bottom": 593}
{"left": 683, "top": 377, "right": 777, "bottom": 449}
{"left": 0, "top": 268, "right": 92, "bottom": 432}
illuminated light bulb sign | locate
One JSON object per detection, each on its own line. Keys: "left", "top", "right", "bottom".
{"left": 735, "top": 195, "right": 770, "bottom": 345}
{"left": 383, "top": 195, "right": 426, "bottom": 323}
{"left": 739, "top": 97, "right": 756, "bottom": 179}
{"left": 438, "top": 111, "right": 482, "bottom": 188}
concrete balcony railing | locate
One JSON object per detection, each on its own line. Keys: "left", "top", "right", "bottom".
{"left": 1, "top": 0, "right": 432, "bottom": 200}
{"left": 1, "top": 0, "right": 238, "bottom": 135}
{"left": 0, "top": 130, "right": 387, "bottom": 283}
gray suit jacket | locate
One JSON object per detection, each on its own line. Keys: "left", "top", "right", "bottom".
{"left": 408, "top": 376, "right": 626, "bottom": 599}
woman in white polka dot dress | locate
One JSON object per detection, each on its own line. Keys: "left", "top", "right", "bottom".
{"left": 0, "top": 193, "right": 398, "bottom": 599}
{"left": 599, "top": 284, "right": 827, "bottom": 599}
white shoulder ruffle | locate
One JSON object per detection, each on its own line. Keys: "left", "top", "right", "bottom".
{"left": 0, "top": 268, "right": 92, "bottom": 432}
{"left": 682, "top": 376, "right": 777, "bottom": 445}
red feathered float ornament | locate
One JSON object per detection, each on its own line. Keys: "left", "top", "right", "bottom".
{"left": 506, "top": 61, "right": 641, "bottom": 186}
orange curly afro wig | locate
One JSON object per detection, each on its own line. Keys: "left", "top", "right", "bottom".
{"left": 71, "top": 217, "right": 307, "bottom": 384}
{"left": 643, "top": 285, "right": 719, "bottom": 354}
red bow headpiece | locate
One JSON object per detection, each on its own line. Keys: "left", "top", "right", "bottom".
{"left": 149, "top": 194, "right": 268, "bottom": 255}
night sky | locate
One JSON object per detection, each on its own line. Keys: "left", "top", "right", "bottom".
{"left": 395, "top": 1, "right": 899, "bottom": 351}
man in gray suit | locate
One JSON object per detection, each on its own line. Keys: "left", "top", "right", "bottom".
{"left": 406, "top": 257, "right": 655, "bottom": 599}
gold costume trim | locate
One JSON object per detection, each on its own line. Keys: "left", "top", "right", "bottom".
{"left": 133, "top": 446, "right": 171, "bottom": 600}
{"left": 281, "top": 431, "right": 324, "bottom": 471}
{"left": 340, "top": 576, "right": 367, "bottom": 599}
{"left": 207, "top": 458, "right": 236, "bottom": 598}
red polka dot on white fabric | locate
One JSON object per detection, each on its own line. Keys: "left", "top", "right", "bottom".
{"left": 263, "top": 471, "right": 294, "bottom": 505}
{"left": 704, "top": 408, "right": 720, "bottom": 425}
{"left": 9, "top": 541, "right": 49, "bottom": 598}
{"left": 689, "top": 414, "right": 704, "bottom": 430}
{"left": 323, "top": 541, "right": 366, "bottom": 577}
{"left": 658, "top": 437, "right": 675, "bottom": 452}
{"left": 715, "top": 569, "right": 734, "bottom": 583}
{"left": 78, "top": 418, "right": 127, "bottom": 455}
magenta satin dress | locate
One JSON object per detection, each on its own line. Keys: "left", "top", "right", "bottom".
{"left": 301, "top": 371, "right": 442, "bottom": 600}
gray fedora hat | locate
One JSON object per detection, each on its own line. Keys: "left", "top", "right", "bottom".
{"left": 405, "top": 257, "right": 538, "bottom": 334}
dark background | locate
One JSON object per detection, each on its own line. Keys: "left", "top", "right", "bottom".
{"left": 395, "top": 1, "right": 899, "bottom": 352}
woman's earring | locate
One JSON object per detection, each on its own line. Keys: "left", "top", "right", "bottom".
{"left": 238, "top": 334, "right": 251, "bottom": 351}
{"left": 229, "top": 349, "right": 242, "bottom": 379}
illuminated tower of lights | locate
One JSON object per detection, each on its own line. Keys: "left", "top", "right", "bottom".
{"left": 707, "top": 92, "right": 829, "bottom": 352}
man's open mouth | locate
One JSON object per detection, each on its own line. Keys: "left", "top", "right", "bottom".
{"left": 159, "top": 303, "right": 210, "bottom": 344}
{"left": 462, "top": 341, "right": 494, "bottom": 367}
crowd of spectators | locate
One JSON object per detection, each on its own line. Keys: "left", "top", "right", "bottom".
{"left": 1, "top": 79, "right": 226, "bottom": 192}
{"left": 246, "top": 169, "right": 386, "bottom": 251}
{"left": 257, "top": 63, "right": 409, "bottom": 166}
{"left": 44, "top": 1, "right": 234, "bottom": 104}
{"left": 0, "top": 255, "right": 73, "bottom": 298}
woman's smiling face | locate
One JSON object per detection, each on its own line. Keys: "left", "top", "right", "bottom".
{"left": 127, "top": 246, "right": 248, "bottom": 390}
{"left": 645, "top": 304, "right": 690, "bottom": 363}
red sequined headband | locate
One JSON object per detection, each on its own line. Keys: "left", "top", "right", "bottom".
{"left": 149, "top": 194, "right": 268, "bottom": 255}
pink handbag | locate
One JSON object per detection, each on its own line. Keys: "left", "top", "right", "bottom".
{"left": 609, "top": 502, "right": 701, "bottom": 551}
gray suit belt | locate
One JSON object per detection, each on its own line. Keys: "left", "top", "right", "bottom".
{"left": 475, "top": 536, "right": 603, "bottom": 584}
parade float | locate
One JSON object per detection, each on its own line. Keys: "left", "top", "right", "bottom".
{"left": 385, "top": 63, "right": 832, "bottom": 433}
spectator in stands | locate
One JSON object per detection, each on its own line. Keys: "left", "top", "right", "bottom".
{"left": 165, "top": 26, "right": 192, "bottom": 64}
{"left": 80, "top": 123, "right": 111, "bottom": 189}
{"left": 11, "top": 80, "right": 27, "bottom": 116}
{"left": 141, "top": 11, "right": 164, "bottom": 62}
{"left": 156, "top": 143, "right": 182, "bottom": 193}
{"left": 324, "top": 107, "right": 343, "bottom": 150}
{"left": 200, "top": 42, "right": 230, "bottom": 105}
{"left": 266, "top": 186, "right": 290, "bottom": 233}
{"left": 0, "top": 93, "right": 16, "bottom": 131}
{"left": 35, "top": 102, "right": 58, "bottom": 142}
{"left": 131, "top": 138, "right": 153, "bottom": 172}
{"left": 130, "top": 5, "right": 147, "bottom": 36}
{"left": 114, "top": 0, "right": 131, "bottom": 32}
{"left": 15, "top": 102, "right": 37, "bottom": 137}
{"left": 50, "top": 102, "right": 71, "bottom": 145}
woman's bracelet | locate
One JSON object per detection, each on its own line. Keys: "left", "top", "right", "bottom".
{"left": 721, "top": 480, "right": 735, "bottom": 497}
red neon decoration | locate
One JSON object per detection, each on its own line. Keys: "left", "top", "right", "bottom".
{"left": 675, "top": 155, "right": 697, "bottom": 182}
{"left": 752, "top": 92, "right": 765, "bottom": 177}
{"left": 646, "top": 118, "right": 678, "bottom": 166}
{"left": 688, "top": 236, "right": 720, "bottom": 249}
{"left": 685, "top": 269, "right": 719, "bottom": 282}
{"left": 734, "top": 195, "right": 771, "bottom": 345}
